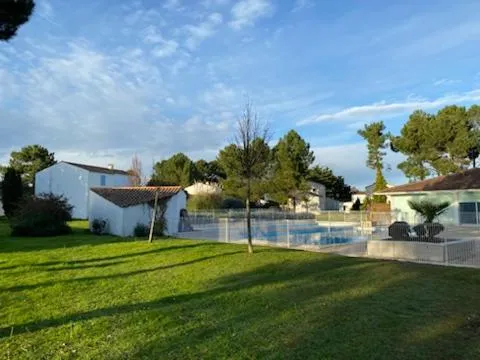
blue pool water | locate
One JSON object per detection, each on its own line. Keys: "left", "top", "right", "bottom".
{"left": 238, "top": 223, "right": 367, "bottom": 246}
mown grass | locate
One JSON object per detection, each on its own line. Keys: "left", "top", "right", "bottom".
{"left": 1, "top": 218, "right": 480, "bottom": 359}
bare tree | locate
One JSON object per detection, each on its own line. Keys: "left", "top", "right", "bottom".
{"left": 219, "top": 102, "right": 270, "bottom": 253}
{"left": 128, "top": 154, "right": 144, "bottom": 186}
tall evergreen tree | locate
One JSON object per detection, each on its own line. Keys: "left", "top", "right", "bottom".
{"left": 151, "top": 153, "right": 198, "bottom": 187}
{"left": 2, "top": 167, "right": 23, "bottom": 217}
{"left": 391, "top": 105, "right": 480, "bottom": 180}
{"left": 308, "top": 165, "right": 352, "bottom": 202}
{"left": 358, "top": 121, "right": 388, "bottom": 202}
{"left": 4, "top": 144, "right": 56, "bottom": 188}
{"left": 0, "top": 0, "right": 35, "bottom": 41}
{"left": 272, "top": 130, "right": 314, "bottom": 210}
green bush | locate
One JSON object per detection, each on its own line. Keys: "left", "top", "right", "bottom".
{"left": 221, "top": 197, "right": 244, "bottom": 209}
{"left": 187, "top": 194, "right": 223, "bottom": 211}
{"left": 10, "top": 193, "right": 73, "bottom": 237}
{"left": 2, "top": 167, "right": 23, "bottom": 218}
{"left": 91, "top": 218, "right": 108, "bottom": 235}
{"left": 153, "top": 218, "right": 167, "bottom": 237}
{"left": 133, "top": 223, "right": 149, "bottom": 237}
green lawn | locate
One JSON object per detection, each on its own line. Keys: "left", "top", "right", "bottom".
{"left": 1, "top": 219, "right": 480, "bottom": 359}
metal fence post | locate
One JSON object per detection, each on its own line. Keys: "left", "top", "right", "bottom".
{"left": 360, "top": 211, "right": 363, "bottom": 231}
{"left": 287, "top": 219, "right": 290, "bottom": 248}
{"left": 225, "top": 217, "right": 229, "bottom": 243}
{"left": 444, "top": 232, "right": 448, "bottom": 265}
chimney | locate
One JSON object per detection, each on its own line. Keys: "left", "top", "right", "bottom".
{"left": 107, "top": 164, "right": 114, "bottom": 170}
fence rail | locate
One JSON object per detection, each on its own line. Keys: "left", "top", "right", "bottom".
{"left": 180, "top": 210, "right": 480, "bottom": 268}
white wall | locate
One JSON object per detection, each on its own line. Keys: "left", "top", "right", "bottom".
{"left": 35, "top": 163, "right": 130, "bottom": 219}
{"left": 122, "top": 191, "right": 187, "bottom": 237}
{"left": 88, "top": 190, "right": 187, "bottom": 237}
{"left": 164, "top": 191, "right": 187, "bottom": 234}
{"left": 185, "top": 182, "right": 222, "bottom": 195}
{"left": 389, "top": 192, "right": 458, "bottom": 224}
{"left": 35, "top": 163, "right": 90, "bottom": 219}
{"left": 88, "top": 172, "right": 130, "bottom": 188}
{"left": 120, "top": 204, "right": 150, "bottom": 236}
{"left": 88, "top": 191, "right": 124, "bottom": 236}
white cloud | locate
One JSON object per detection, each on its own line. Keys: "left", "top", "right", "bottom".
{"left": 163, "top": 0, "right": 182, "bottom": 11}
{"left": 152, "top": 40, "right": 179, "bottom": 58}
{"left": 298, "top": 89, "right": 480, "bottom": 125}
{"left": 37, "top": 0, "right": 54, "bottom": 20}
{"left": 433, "top": 78, "right": 461, "bottom": 86}
{"left": 292, "top": 0, "right": 314, "bottom": 13}
{"left": 0, "top": 41, "right": 232, "bottom": 167}
{"left": 312, "top": 143, "right": 406, "bottom": 188}
{"left": 202, "top": 0, "right": 230, "bottom": 8}
{"left": 184, "top": 13, "right": 223, "bottom": 50}
{"left": 142, "top": 26, "right": 179, "bottom": 58}
{"left": 229, "top": 0, "right": 274, "bottom": 30}
{"left": 202, "top": 83, "right": 237, "bottom": 107}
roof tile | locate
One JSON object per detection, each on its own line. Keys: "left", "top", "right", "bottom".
{"left": 63, "top": 161, "right": 129, "bottom": 175}
{"left": 379, "top": 168, "right": 480, "bottom": 194}
{"left": 91, "top": 186, "right": 183, "bottom": 207}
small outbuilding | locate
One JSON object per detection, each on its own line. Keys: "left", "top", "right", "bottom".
{"left": 89, "top": 186, "right": 187, "bottom": 237}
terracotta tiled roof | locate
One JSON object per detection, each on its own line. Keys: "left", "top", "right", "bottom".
{"left": 91, "top": 186, "right": 183, "bottom": 207}
{"left": 63, "top": 161, "right": 129, "bottom": 175}
{"left": 378, "top": 168, "right": 480, "bottom": 194}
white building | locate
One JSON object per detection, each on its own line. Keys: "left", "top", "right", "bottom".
{"left": 377, "top": 168, "right": 480, "bottom": 225}
{"left": 89, "top": 186, "right": 187, "bottom": 237}
{"left": 185, "top": 182, "right": 222, "bottom": 196}
{"left": 343, "top": 191, "right": 367, "bottom": 212}
{"left": 35, "top": 161, "right": 130, "bottom": 219}
{"left": 290, "top": 181, "right": 338, "bottom": 212}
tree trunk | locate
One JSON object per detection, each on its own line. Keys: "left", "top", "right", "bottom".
{"left": 246, "top": 181, "right": 253, "bottom": 254}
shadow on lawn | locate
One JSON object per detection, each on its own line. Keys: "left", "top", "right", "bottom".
{"left": 0, "top": 242, "right": 228, "bottom": 273}
{"left": 2, "top": 252, "right": 480, "bottom": 359}
{"left": 1, "top": 250, "right": 244, "bottom": 293}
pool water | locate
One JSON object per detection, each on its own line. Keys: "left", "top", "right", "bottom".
{"left": 239, "top": 223, "right": 367, "bottom": 246}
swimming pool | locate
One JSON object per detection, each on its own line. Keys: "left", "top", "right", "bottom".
{"left": 235, "top": 221, "right": 368, "bottom": 246}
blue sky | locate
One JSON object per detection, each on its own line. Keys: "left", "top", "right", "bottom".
{"left": 2, "top": 0, "right": 480, "bottom": 188}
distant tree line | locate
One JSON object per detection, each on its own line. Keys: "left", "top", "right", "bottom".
{"left": 149, "top": 131, "right": 352, "bottom": 207}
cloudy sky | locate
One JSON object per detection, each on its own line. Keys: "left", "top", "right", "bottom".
{"left": 2, "top": 0, "right": 480, "bottom": 188}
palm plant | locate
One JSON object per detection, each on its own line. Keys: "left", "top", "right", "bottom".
{"left": 407, "top": 200, "right": 450, "bottom": 223}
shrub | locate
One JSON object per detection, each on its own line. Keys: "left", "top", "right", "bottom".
{"left": 221, "top": 197, "right": 244, "bottom": 209}
{"left": 133, "top": 223, "right": 149, "bottom": 237}
{"left": 91, "top": 218, "right": 108, "bottom": 235}
{"left": 153, "top": 218, "right": 167, "bottom": 237}
{"left": 187, "top": 194, "right": 223, "bottom": 211}
{"left": 408, "top": 200, "right": 450, "bottom": 223}
{"left": 2, "top": 167, "right": 23, "bottom": 218}
{"left": 10, "top": 193, "right": 73, "bottom": 237}
{"left": 351, "top": 198, "right": 361, "bottom": 211}
{"left": 388, "top": 221, "right": 411, "bottom": 241}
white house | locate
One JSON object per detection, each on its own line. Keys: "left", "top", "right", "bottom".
{"left": 343, "top": 191, "right": 367, "bottom": 212}
{"left": 290, "top": 181, "right": 328, "bottom": 212}
{"left": 377, "top": 168, "right": 480, "bottom": 225}
{"left": 185, "top": 181, "right": 222, "bottom": 196}
{"left": 35, "top": 161, "right": 130, "bottom": 219}
{"left": 89, "top": 186, "right": 187, "bottom": 237}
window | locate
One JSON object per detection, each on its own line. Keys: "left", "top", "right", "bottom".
{"left": 100, "top": 175, "right": 106, "bottom": 186}
{"left": 459, "top": 202, "right": 479, "bottom": 224}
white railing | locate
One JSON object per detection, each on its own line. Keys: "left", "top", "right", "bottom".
{"left": 179, "top": 211, "right": 480, "bottom": 268}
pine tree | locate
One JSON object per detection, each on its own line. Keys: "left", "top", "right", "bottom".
{"left": 2, "top": 167, "right": 23, "bottom": 217}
